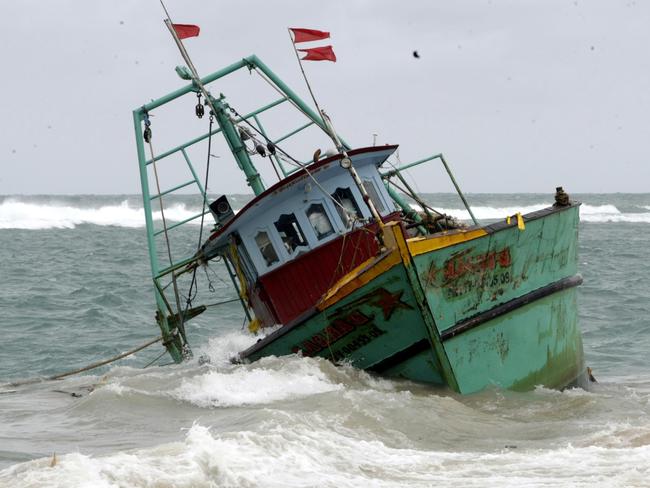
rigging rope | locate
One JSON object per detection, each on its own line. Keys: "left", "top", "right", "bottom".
{"left": 225, "top": 104, "right": 362, "bottom": 227}
{"left": 143, "top": 348, "right": 169, "bottom": 369}
{"left": 144, "top": 114, "right": 190, "bottom": 351}
{"left": 183, "top": 114, "right": 215, "bottom": 315}
{"left": 223, "top": 101, "right": 385, "bottom": 285}
{"left": 384, "top": 159, "right": 442, "bottom": 218}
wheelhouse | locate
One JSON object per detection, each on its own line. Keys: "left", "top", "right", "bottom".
{"left": 201, "top": 145, "right": 398, "bottom": 326}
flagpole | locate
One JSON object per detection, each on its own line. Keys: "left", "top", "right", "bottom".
{"left": 159, "top": 2, "right": 221, "bottom": 126}
{"left": 156, "top": 0, "right": 230, "bottom": 353}
{"left": 163, "top": 20, "right": 215, "bottom": 109}
{"left": 159, "top": 0, "right": 173, "bottom": 21}
{"left": 288, "top": 29, "right": 325, "bottom": 127}
{"left": 287, "top": 29, "right": 385, "bottom": 242}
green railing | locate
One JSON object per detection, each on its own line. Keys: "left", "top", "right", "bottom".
{"left": 133, "top": 55, "right": 351, "bottom": 362}
{"left": 380, "top": 153, "right": 479, "bottom": 226}
{"left": 134, "top": 54, "right": 478, "bottom": 363}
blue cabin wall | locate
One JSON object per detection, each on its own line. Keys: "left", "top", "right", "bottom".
{"left": 235, "top": 151, "right": 396, "bottom": 276}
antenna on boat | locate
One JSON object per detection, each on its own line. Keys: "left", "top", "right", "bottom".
{"left": 288, "top": 28, "right": 386, "bottom": 244}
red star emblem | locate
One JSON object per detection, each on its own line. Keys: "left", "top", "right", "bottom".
{"left": 370, "top": 289, "right": 413, "bottom": 320}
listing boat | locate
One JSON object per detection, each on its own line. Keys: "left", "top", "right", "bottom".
{"left": 133, "top": 51, "right": 587, "bottom": 394}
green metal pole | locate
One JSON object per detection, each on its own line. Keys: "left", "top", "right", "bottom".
{"left": 382, "top": 153, "right": 479, "bottom": 227}
{"left": 180, "top": 148, "right": 207, "bottom": 198}
{"left": 440, "top": 155, "right": 479, "bottom": 226}
{"left": 384, "top": 182, "right": 427, "bottom": 235}
{"left": 133, "top": 108, "right": 184, "bottom": 363}
{"left": 211, "top": 95, "right": 265, "bottom": 196}
{"left": 273, "top": 121, "right": 314, "bottom": 145}
{"left": 393, "top": 171, "right": 435, "bottom": 222}
{"left": 145, "top": 98, "right": 289, "bottom": 166}
{"left": 142, "top": 54, "right": 351, "bottom": 150}
{"left": 143, "top": 58, "right": 250, "bottom": 112}
{"left": 134, "top": 109, "right": 159, "bottom": 279}
{"left": 147, "top": 127, "right": 222, "bottom": 166}
{"left": 381, "top": 153, "right": 443, "bottom": 178}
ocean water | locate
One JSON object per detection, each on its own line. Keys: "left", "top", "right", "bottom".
{"left": 1, "top": 193, "right": 649, "bottom": 487}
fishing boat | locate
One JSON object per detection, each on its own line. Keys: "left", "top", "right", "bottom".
{"left": 133, "top": 25, "right": 587, "bottom": 394}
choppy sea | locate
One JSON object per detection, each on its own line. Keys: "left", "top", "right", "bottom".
{"left": 1, "top": 193, "right": 649, "bottom": 487}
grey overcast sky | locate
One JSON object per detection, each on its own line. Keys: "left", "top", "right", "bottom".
{"left": 1, "top": 1, "right": 648, "bottom": 194}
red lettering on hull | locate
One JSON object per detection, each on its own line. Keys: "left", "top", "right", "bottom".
{"left": 292, "top": 311, "right": 372, "bottom": 356}
{"left": 444, "top": 247, "right": 512, "bottom": 281}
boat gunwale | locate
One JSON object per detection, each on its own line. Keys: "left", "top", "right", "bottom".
{"left": 483, "top": 200, "right": 581, "bottom": 234}
{"left": 406, "top": 200, "right": 582, "bottom": 250}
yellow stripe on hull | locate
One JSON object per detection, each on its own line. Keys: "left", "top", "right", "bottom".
{"left": 318, "top": 224, "right": 487, "bottom": 311}
{"left": 407, "top": 228, "right": 487, "bottom": 256}
{"left": 317, "top": 250, "right": 402, "bottom": 310}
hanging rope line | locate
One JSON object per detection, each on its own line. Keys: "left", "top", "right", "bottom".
{"left": 204, "top": 297, "right": 241, "bottom": 307}
{"left": 4, "top": 336, "right": 163, "bottom": 388}
{"left": 252, "top": 69, "right": 321, "bottom": 124}
{"left": 144, "top": 348, "right": 169, "bottom": 369}
{"left": 384, "top": 159, "right": 441, "bottom": 219}
{"left": 183, "top": 114, "right": 215, "bottom": 317}
{"left": 222, "top": 101, "right": 386, "bottom": 284}
{"left": 225, "top": 103, "right": 362, "bottom": 228}
{"left": 144, "top": 111, "right": 190, "bottom": 350}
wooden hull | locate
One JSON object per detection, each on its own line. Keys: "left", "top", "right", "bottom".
{"left": 239, "top": 203, "right": 585, "bottom": 394}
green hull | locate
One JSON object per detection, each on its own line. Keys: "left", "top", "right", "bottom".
{"left": 244, "top": 260, "right": 446, "bottom": 386}
{"left": 240, "top": 203, "right": 584, "bottom": 394}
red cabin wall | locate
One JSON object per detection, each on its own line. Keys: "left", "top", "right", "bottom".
{"left": 253, "top": 216, "right": 400, "bottom": 326}
{"left": 248, "top": 281, "right": 280, "bottom": 327}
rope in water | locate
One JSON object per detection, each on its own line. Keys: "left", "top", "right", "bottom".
{"left": 2, "top": 295, "right": 244, "bottom": 388}
{"left": 4, "top": 336, "right": 163, "bottom": 388}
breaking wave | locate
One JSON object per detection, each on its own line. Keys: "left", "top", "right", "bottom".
{"left": 3, "top": 422, "right": 650, "bottom": 488}
{"left": 579, "top": 204, "right": 650, "bottom": 223}
{"left": 171, "top": 358, "right": 344, "bottom": 408}
{"left": 0, "top": 199, "right": 199, "bottom": 230}
{"left": 1, "top": 198, "right": 650, "bottom": 229}
{"left": 418, "top": 203, "right": 650, "bottom": 224}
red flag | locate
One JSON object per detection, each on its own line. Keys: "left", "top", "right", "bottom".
{"left": 290, "top": 28, "right": 330, "bottom": 43}
{"left": 299, "top": 45, "right": 337, "bottom": 62}
{"left": 172, "top": 24, "right": 200, "bottom": 40}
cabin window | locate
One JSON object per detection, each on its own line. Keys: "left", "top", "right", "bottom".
{"left": 331, "top": 187, "right": 363, "bottom": 227}
{"left": 306, "top": 203, "right": 334, "bottom": 240}
{"left": 363, "top": 180, "right": 385, "bottom": 213}
{"left": 254, "top": 231, "right": 279, "bottom": 266}
{"left": 274, "top": 213, "right": 307, "bottom": 253}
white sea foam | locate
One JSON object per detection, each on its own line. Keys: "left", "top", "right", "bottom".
{"left": 0, "top": 199, "right": 199, "bottom": 230}
{"left": 198, "top": 331, "right": 268, "bottom": 366}
{"left": 434, "top": 204, "right": 549, "bottom": 221}
{"left": 3, "top": 423, "right": 649, "bottom": 488}
{"left": 580, "top": 204, "right": 650, "bottom": 223}
{"left": 413, "top": 202, "right": 650, "bottom": 224}
{"left": 171, "top": 357, "right": 344, "bottom": 407}
{"left": 2, "top": 198, "right": 650, "bottom": 229}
